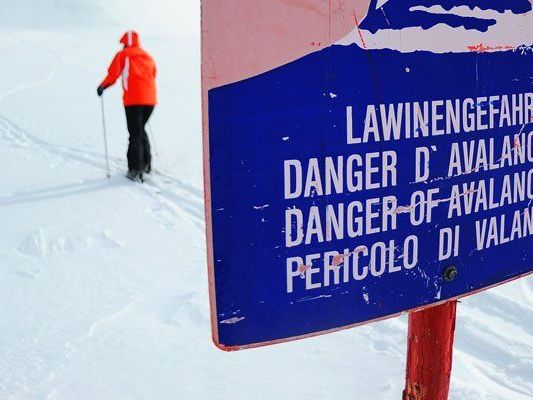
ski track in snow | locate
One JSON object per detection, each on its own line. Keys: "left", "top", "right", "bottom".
{"left": 0, "top": 33, "right": 60, "bottom": 101}
{"left": 0, "top": 114, "right": 204, "bottom": 231}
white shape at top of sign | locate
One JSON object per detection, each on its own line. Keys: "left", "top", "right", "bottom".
{"left": 376, "top": 0, "right": 389, "bottom": 9}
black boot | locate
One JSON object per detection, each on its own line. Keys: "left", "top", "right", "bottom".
{"left": 127, "top": 170, "right": 144, "bottom": 183}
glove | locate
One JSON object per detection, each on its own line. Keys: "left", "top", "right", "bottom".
{"left": 97, "top": 85, "right": 106, "bottom": 96}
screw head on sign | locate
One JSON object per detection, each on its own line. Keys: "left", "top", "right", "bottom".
{"left": 443, "top": 266, "right": 458, "bottom": 282}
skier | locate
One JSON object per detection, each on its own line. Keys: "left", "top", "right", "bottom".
{"left": 97, "top": 31, "right": 157, "bottom": 182}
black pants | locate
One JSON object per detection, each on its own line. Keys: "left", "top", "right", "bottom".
{"left": 125, "top": 105, "right": 154, "bottom": 172}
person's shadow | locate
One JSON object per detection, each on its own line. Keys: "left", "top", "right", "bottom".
{"left": 360, "top": 0, "right": 532, "bottom": 33}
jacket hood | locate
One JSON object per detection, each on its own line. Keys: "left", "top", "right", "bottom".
{"left": 120, "top": 31, "right": 140, "bottom": 48}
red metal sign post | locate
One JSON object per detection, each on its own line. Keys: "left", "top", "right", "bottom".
{"left": 403, "top": 301, "right": 458, "bottom": 400}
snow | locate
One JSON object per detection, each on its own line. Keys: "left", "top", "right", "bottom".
{"left": 0, "top": 1, "right": 532, "bottom": 399}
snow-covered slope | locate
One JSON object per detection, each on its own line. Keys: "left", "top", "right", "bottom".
{"left": 0, "top": 2, "right": 532, "bottom": 399}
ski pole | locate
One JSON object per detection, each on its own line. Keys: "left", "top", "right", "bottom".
{"left": 100, "top": 95, "right": 111, "bottom": 179}
{"left": 148, "top": 122, "right": 160, "bottom": 157}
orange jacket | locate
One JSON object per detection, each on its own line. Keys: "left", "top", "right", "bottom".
{"left": 100, "top": 31, "right": 157, "bottom": 106}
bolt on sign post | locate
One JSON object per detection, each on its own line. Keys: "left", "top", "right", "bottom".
{"left": 201, "top": 0, "right": 533, "bottom": 397}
